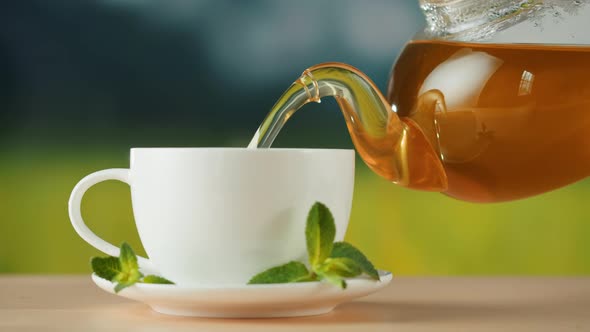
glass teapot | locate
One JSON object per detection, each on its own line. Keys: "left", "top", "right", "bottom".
{"left": 249, "top": 0, "right": 590, "bottom": 203}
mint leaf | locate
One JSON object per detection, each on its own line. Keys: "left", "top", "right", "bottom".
{"left": 112, "top": 242, "right": 143, "bottom": 293}
{"left": 119, "top": 242, "right": 139, "bottom": 274}
{"left": 306, "top": 202, "right": 336, "bottom": 267}
{"left": 142, "top": 275, "right": 174, "bottom": 284}
{"left": 248, "top": 261, "right": 311, "bottom": 284}
{"left": 331, "top": 242, "right": 380, "bottom": 280}
{"left": 320, "top": 257, "right": 362, "bottom": 278}
{"left": 91, "top": 256, "right": 121, "bottom": 281}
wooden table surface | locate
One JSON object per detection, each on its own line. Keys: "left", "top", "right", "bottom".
{"left": 1, "top": 276, "right": 589, "bottom": 331}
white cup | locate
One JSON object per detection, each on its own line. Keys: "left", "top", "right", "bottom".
{"left": 69, "top": 148, "right": 355, "bottom": 285}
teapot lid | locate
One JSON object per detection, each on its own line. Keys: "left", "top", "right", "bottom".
{"left": 419, "top": 0, "right": 590, "bottom": 44}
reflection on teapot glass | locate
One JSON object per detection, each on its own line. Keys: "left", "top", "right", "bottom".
{"left": 249, "top": 1, "right": 590, "bottom": 203}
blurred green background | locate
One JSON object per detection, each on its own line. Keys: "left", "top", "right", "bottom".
{"left": 0, "top": 0, "right": 589, "bottom": 275}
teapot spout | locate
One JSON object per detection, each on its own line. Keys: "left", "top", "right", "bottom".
{"left": 249, "top": 62, "right": 447, "bottom": 191}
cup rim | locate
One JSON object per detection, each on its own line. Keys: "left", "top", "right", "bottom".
{"left": 130, "top": 147, "right": 354, "bottom": 154}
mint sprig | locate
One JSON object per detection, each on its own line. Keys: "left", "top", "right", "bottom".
{"left": 91, "top": 256, "right": 120, "bottom": 281}
{"left": 248, "top": 202, "right": 380, "bottom": 289}
{"left": 91, "top": 242, "right": 174, "bottom": 293}
{"left": 90, "top": 203, "right": 378, "bottom": 291}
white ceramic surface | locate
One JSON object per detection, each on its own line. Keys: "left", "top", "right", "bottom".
{"left": 92, "top": 271, "right": 392, "bottom": 318}
{"left": 69, "top": 148, "right": 355, "bottom": 285}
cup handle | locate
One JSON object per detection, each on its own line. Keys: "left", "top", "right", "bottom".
{"left": 68, "top": 168, "right": 157, "bottom": 273}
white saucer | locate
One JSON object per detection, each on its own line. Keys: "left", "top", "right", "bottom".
{"left": 92, "top": 271, "right": 392, "bottom": 318}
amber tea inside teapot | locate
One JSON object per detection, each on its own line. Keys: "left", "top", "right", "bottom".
{"left": 249, "top": 0, "right": 590, "bottom": 203}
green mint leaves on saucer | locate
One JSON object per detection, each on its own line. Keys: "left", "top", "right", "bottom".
{"left": 91, "top": 242, "right": 174, "bottom": 293}
{"left": 248, "top": 202, "right": 380, "bottom": 289}
{"left": 90, "top": 203, "right": 377, "bottom": 291}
